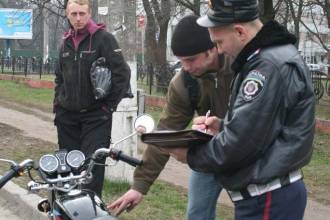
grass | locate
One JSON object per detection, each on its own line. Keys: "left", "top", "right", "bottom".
{"left": 145, "top": 106, "right": 164, "bottom": 124}
{"left": 303, "top": 129, "right": 330, "bottom": 205}
{"left": 316, "top": 104, "right": 330, "bottom": 120}
{"left": 0, "top": 79, "right": 54, "bottom": 111}
{"left": 103, "top": 179, "right": 191, "bottom": 220}
{"left": 0, "top": 77, "right": 330, "bottom": 218}
{"left": 103, "top": 179, "right": 233, "bottom": 220}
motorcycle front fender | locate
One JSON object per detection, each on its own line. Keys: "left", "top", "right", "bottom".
{"left": 55, "top": 194, "right": 118, "bottom": 220}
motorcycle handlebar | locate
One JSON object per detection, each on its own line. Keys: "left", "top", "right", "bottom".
{"left": 0, "top": 147, "right": 143, "bottom": 188}
{"left": 111, "top": 149, "right": 143, "bottom": 167}
{"left": 0, "top": 159, "right": 33, "bottom": 189}
{"left": 0, "top": 167, "right": 19, "bottom": 188}
{"left": 93, "top": 148, "right": 143, "bottom": 167}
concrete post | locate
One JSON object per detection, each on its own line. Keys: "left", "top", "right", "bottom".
{"left": 43, "top": 8, "right": 49, "bottom": 63}
{"left": 107, "top": 61, "right": 138, "bottom": 182}
{"left": 98, "top": 0, "right": 138, "bottom": 182}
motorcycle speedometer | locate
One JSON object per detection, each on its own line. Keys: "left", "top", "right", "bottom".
{"left": 39, "top": 154, "right": 59, "bottom": 173}
{"left": 66, "top": 150, "right": 85, "bottom": 169}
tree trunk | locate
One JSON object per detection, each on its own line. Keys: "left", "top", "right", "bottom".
{"left": 193, "top": 0, "right": 201, "bottom": 15}
{"left": 155, "top": 18, "right": 170, "bottom": 92}
{"left": 259, "top": 0, "right": 274, "bottom": 23}
{"left": 142, "top": 0, "right": 157, "bottom": 91}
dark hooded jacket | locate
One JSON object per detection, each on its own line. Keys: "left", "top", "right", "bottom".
{"left": 187, "top": 21, "right": 315, "bottom": 190}
{"left": 54, "top": 20, "right": 130, "bottom": 112}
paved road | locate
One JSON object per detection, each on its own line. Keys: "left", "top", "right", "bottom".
{"left": 0, "top": 197, "right": 22, "bottom": 220}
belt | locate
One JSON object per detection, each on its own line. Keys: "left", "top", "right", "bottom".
{"left": 227, "top": 169, "right": 303, "bottom": 202}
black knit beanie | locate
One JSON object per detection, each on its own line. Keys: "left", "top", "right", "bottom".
{"left": 171, "top": 15, "right": 215, "bottom": 56}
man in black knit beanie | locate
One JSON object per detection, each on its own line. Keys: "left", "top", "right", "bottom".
{"left": 171, "top": 15, "right": 214, "bottom": 56}
{"left": 108, "top": 15, "right": 233, "bottom": 220}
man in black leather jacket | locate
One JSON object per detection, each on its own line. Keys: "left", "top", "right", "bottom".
{"left": 54, "top": 0, "right": 130, "bottom": 197}
{"left": 164, "top": 0, "right": 315, "bottom": 219}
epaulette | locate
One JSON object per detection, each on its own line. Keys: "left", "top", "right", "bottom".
{"left": 247, "top": 48, "right": 261, "bottom": 61}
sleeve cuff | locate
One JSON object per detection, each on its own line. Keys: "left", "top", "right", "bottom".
{"left": 131, "top": 180, "right": 151, "bottom": 195}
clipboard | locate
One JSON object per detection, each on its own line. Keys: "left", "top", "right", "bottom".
{"left": 140, "top": 129, "right": 213, "bottom": 148}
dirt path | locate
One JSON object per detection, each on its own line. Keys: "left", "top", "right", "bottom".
{"left": 0, "top": 103, "right": 328, "bottom": 219}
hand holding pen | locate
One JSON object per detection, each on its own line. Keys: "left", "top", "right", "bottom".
{"left": 192, "top": 110, "right": 222, "bottom": 136}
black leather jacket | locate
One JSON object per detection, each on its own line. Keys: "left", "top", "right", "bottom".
{"left": 54, "top": 24, "right": 130, "bottom": 112}
{"left": 187, "top": 21, "right": 315, "bottom": 190}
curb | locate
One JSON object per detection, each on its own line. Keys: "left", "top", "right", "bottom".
{"left": 0, "top": 74, "right": 54, "bottom": 89}
{"left": 0, "top": 179, "right": 47, "bottom": 220}
{"left": 316, "top": 118, "right": 330, "bottom": 134}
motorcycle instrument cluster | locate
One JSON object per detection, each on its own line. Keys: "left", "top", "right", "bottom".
{"left": 66, "top": 150, "right": 86, "bottom": 169}
{"left": 39, "top": 154, "right": 59, "bottom": 173}
{"left": 39, "top": 150, "right": 85, "bottom": 173}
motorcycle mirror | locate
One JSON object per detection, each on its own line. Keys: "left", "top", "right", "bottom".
{"left": 134, "top": 114, "right": 155, "bottom": 133}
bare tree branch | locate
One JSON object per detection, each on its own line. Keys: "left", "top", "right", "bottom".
{"left": 299, "top": 3, "right": 330, "bottom": 52}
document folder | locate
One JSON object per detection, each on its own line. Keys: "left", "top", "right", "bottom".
{"left": 141, "top": 129, "right": 213, "bottom": 148}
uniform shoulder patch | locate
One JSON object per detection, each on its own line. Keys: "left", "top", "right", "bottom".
{"left": 242, "top": 70, "right": 266, "bottom": 101}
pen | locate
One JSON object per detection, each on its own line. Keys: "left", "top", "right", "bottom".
{"left": 204, "top": 110, "right": 210, "bottom": 133}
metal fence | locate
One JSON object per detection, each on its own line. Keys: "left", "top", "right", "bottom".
{"left": 0, "top": 56, "right": 57, "bottom": 78}
{"left": 137, "top": 64, "right": 330, "bottom": 107}
{"left": 137, "top": 63, "right": 176, "bottom": 96}
{"left": 311, "top": 70, "right": 330, "bottom": 106}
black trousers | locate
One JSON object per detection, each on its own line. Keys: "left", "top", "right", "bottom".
{"left": 55, "top": 106, "right": 112, "bottom": 198}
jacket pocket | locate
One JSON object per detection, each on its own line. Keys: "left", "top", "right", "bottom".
{"left": 80, "top": 50, "right": 97, "bottom": 64}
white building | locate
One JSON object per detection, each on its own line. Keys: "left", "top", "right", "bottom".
{"left": 289, "top": 4, "right": 330, "bottom": 74}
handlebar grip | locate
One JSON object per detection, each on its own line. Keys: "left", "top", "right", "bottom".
{"left": 0, "top": 168, "right": 18, "bottom": 189}
{"left": 117, "top": 151, "right": 143, "bottom": 167}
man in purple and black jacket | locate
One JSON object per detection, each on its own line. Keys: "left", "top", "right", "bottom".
{"left": 54, "top": 0, "right": 130, "bottom": 197}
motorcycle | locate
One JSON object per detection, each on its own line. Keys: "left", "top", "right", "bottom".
{"left": 0, "top": 114, "right": 155, "bottom": 220}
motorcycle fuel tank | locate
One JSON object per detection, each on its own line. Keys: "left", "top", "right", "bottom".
{"left": 56, "top": 193, "right": 118, "bottom": 220}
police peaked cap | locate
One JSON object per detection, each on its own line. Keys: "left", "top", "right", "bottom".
{"left": 197, "top": 0, "right": 259, "bottom": 27}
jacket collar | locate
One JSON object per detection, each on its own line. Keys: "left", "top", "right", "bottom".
{"left": 63, "top": 19, "right": 106, "bottom": 39}
{"left": 63, "top": 20, "right": 106, "bottom": 51}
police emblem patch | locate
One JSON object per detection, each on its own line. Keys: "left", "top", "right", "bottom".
{"left": 242, "top": 70, "right": 266, "bottom": 101}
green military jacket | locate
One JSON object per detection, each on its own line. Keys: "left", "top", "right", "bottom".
{"left": 133, "top": 55, "right": 233, "bottom": 194}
